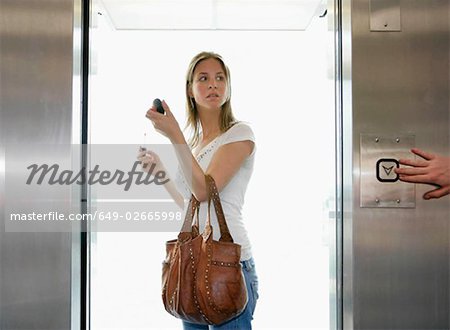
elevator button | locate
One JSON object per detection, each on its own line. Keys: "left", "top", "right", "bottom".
{"left": 376, "top": 158, "right": 399, "bottom": 182}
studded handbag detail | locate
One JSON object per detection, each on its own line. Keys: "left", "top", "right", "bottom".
{"left": 161, "top": 174, "right": 248, "bottom": 325}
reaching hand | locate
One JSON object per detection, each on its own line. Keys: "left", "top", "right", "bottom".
{"left": 137, "top": 149, "right": 165, "bottom": 174}
{"left": 145, "top": 100, "right": 182, "bottom": 141}
{"left": 395, "top": 148, "right": 450, "bottom": 199}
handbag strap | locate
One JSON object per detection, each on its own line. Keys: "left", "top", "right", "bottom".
{"left": 177, "top": 175, "right": 234, "bottom": 243}
{"left": 205, "top": 174, "right": 233, "bottom": 243}
{"left": 178, "top": 196, "right": 200, "bottom": 242}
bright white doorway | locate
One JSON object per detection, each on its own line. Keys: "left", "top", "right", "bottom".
{"left": 89, "top": 1, "right": 337, "bottom": 329}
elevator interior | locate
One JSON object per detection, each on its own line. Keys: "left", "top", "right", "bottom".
{"left": 89, "top": 1, "right": 335, "bottom": 329}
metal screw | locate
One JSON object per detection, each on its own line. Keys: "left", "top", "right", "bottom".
{"left": 396, "top": 138, "right": 400, "bottom": 143}
{"left": 375, "top": 198, "right": 380, "bottom": 204}
{"left": 396, "top": 199, "right": 401, "bottom": 204}
{"left": 375, "top": 137, "right": 379, "bottom": 143}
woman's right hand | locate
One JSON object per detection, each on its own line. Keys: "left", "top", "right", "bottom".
{"left": 145, "top": 100, "right": 183, "bottom": 143}
{"left": 137, "top": 149, "right": 165, "bottom": 174}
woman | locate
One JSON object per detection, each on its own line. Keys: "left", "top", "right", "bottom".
{"left": 140, "top": 51, "right": 259, "bottom": 329}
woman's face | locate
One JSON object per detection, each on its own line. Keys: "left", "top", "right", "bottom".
{"left": 189, "top": 58, "right": 228, "bottom": 112}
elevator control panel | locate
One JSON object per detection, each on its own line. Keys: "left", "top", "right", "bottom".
{"left": 360, "top": 134, "right": 415, "bottom": 208}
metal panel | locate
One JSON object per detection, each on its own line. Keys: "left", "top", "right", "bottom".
{"left": 341, "top": 0, "right": 354, "bottom": 329}
{"left": 0, "top": 0, "right": 76, "bottom": 329}
{"left": 369, "top": 0, "right": 401, "bottom": 32}
{"left": 348, "top": 0, "right": 450, "bottom": 329}
{"left": 329, "top": 0, "right": 345, "bottom": 328}
{"left": 360, "top": 134, "right": 415, "bottom": 208}
{"left": 71, "top": 0, "right": 83, "bottom": 329}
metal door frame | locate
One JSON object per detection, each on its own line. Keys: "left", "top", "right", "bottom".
{"left": 74, "top": 1, "right": 348, "bottom": 329}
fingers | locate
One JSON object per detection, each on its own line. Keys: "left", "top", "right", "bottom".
{"left": 137, "top": 149, "right": 154, "bottom": 160}
{"left": 398, "top": 173, "right": 431, "bottom": 184}
{"left": 138, "top": 153, "right": 156, "bottom": 170}
{"left": 146, "top": 101, "right": 170, "bottom": 116}
{"left": 146, "top": 106, "right": 159, "bottom": 119}
{"left": 410, "top": 148, "right": 435, "bottom": 161}
{"left": 423, "top": 185, "right": 450, "bottom": 199}
{"left": 162, "top": 99, "right": 175, "bottom": 118}
{"left": 162, "top": 99, "right": 170, "bottom": 113}
{"left": 144, "top": 100, "right": 178, "bottom": 140}
{"left": 137, "top": 150, "right": 156, "bottom": 160}
{"left": 146, "top": 100, "right": 172, "bottom": 127}
{"left": 396, "top": 148, "right": 434, "bottom": 177}
{"left": 398, "top": 148, "right": 433, "bottom": 167}
{"left": 397, "top": 158, "right": 428, "bottom": 167}
{"left": 395, "top": 166, "right": 427, "bottom": 176}
{"left": 146, "top": 102, "right": 168, "bottom": 119}
{"left": 145, "top": 107, "right": 163, "bottom": 132}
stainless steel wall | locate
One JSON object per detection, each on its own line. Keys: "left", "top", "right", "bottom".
{"left": 346, "top": 0, "right": 450, "bottom": 329}
{"left": 0, "top": 0, "right": 76, "bottom": 329}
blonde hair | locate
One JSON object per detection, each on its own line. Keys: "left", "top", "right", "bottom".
{"left": 185, "top": 51, "right": 237, "bottom": 148}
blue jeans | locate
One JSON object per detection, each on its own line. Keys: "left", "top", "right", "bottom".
{"left": 182, "top": 257, "right": 259, "bottom": 330}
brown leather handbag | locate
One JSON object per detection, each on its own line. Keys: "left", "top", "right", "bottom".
{"left": 162, "top": 174, "right": 248, "bottom": 325}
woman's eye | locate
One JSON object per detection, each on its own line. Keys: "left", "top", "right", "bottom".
{"left": 199, "top": 76, "right": 207, "bottom": 81}
{"left": 216, "top": 76, "right": 225, "bottom": 81}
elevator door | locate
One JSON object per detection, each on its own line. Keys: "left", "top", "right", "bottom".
{"left": 88, "top": 1, "right": 338, "bottom": 329}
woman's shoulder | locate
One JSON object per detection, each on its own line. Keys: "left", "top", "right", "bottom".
{"left": 221, "top": 121, "right": 255, "bottom": 143}
{"left": 225, "top": 121, "right": 254, "bottom": 135}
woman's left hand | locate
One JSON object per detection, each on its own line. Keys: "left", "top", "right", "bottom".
{"left": 137, "top": 149, "right": 165, "bottom": 174}
{"left": 145, "top": 100, "right": 181, "bottom": 141}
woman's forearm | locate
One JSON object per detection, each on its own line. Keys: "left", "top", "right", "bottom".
{"left": 163, "top": 176, "right": 185, "bottom": 209}
{"left": 170, "top": 131, "right": 208, "bottom": 201}
{"left": 138, "top": 150, "right": 186, "bottom": 209}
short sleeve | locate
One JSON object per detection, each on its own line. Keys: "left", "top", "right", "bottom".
{"left": 221, "top": 122, "right": 256, "bottom": 157}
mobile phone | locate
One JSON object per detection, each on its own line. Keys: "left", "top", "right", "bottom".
{"left": 153, "top": 98, "right": 165, "bottom": 114}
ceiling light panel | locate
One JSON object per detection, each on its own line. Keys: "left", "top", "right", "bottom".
{"left": 101, "top": 0, "right": 324, "bottom": 31}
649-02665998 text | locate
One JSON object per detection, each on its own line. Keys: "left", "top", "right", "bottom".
{"left": 9, "top": 211, "right": 183, "bottom": 222}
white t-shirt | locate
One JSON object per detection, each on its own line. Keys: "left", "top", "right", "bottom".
{"left": 175, "top": 121, "right": 256, "bottom": 261}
